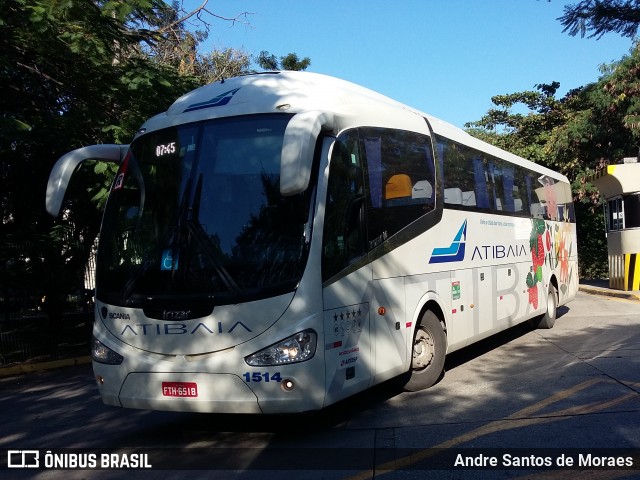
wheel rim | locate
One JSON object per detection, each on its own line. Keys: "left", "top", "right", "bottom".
{"left": 412, "top": 327, "right": 435, "bottom": 370}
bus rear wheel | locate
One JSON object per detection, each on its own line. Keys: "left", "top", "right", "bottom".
{"left": 530, "top": 283, "right": 557, "bottom": 329}
{"left": 403, "top": 310, "right": 446, "bottom": 392}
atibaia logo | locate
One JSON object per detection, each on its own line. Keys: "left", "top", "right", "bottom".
{"left": 429, "top": 220, "right": 467, "bottom": 264}
{"left": 184, "top": 87, "right": 241, "bottom": 112}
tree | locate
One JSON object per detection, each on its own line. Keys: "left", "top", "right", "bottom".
{"left": 256, "top": 50, "right": 311, "bottom": 71}
{"left": 1, "top": 0, "right": 314, "bottom": 330}
{"left": 559, "top": 0, "right": 640, "bottom": 38}
{"left": 280, "top": 52, "right": 311, "bottom": 71}
{"left": 0, "top": 0, "right": 240, "bottom": 324}
{"left": 198, "top": 47, "right": 253, "bottom": 83}
{"left": 1, "top": 0, "right": 178, "bottom": 322}
{"left": 465, "top": 82, "right": 565, "bottom": 169}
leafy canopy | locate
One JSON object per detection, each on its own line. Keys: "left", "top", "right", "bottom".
{"left": 559, "top": 0, "right": 640, "bottom": 39}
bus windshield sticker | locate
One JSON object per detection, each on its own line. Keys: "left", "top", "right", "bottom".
{"left": 112, "top": 152, "right": 130, "bottom": 191}
{"left": 161, "top": 249, "right": 178, "bottom": 271}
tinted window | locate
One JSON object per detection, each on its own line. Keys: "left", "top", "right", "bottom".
{"left": 361, "top": 127, "right": 436, "bottom": 249}
{"left": 437, "top": 135, "right": 575, "bottom": 222}
{"left": 97, "top": 114, "right": 314, "bottom": 306}
{"left": 322, "top": 130, "right": 367, "bottom": 281}
{"left": 322, "top": 127, "right": 436, "bottom": 281}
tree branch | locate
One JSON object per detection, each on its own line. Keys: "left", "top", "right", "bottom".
{"left": 156, "top": 0, "right": 253, "bottom": 34}
{"left": 16, "top": 62, "right": 63, "bottom": 86}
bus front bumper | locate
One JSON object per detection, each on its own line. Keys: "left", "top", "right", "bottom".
{"left": 103, "top": 370, "right": 262, "bottom": 414}
{"left": 93, "top": 363, "right": 326, "bottom": 414}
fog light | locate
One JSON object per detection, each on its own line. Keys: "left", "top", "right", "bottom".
{"left": 96, "top": 375, "right": 104, "bottom": 385}
{"left": 282, "top": 379, "right": 295, "bottom": 391}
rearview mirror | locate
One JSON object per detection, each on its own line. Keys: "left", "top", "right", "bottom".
{"left": 280, "top": 111, "right": 334, "bottom": 196}
{"left": 46, "top": 144, "right": 129, "bottom": 216}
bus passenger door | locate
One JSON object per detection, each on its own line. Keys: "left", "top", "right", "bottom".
{"left": 321, "top": 130, "right": 374, "bottom": 405}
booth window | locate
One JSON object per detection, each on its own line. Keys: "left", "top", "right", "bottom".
{"left": 607, "top": 197, "right": 624, "bottom": 231}
{"left": 624, "top": 193, "right": 640, "bottom": 229}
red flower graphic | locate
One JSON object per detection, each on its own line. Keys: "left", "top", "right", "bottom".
{"left": 528, "top": 285, "right": 539, "bottom": 309}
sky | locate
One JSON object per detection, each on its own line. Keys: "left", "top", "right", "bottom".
{"left": 181, "top": 0, "right": 634, "bottom": 128}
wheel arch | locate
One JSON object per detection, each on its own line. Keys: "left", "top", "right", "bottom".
{"left": 402, "top": 292, "right": 449, "bottom": 392}
{"left": 411, "top": 291, "right": 448, "bottom": 341}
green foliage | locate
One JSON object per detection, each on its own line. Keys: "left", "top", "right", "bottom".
{"left": 198, "top": 47, "right": 252, "bottom": 83}
{"left": 1, "top": 0, "right": 315, "bottom": 317}
{"left": 257, "top": 50, "right": 279, "bottom": 70}
{"left": 0, "top": 0, "right": 197, "bottom": 314}
{"left": 257, "top": 50, "right": 311, "bottom": 71}
{"left": 465, "top": 82, "right": 566, "bottom": 168}
{"left": 280, "top": 52, "right": 311, "bottom": 71}
{"left": 559, "top": 0, "right": 640, "bottom": 39}
{"left": 575, "top": 202, "right": 609, "bottom": 279}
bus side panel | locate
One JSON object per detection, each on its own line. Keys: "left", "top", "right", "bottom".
{"left": 371, "top": 277, "right": 408, "bottom": 384}
{"left": 449, "top": 268, "right": 475, "bottom": 348}
{"left": 404, "top": 272, "right": 456, "bottom": 350}
{"left": 556, "top": 222, "right": 580, "bottom": 306}
{"left": 494, "top": 262, "right": 523, "bottom": 326}
{"left": 322, "top": 269, "right": 373, "bottom": 407}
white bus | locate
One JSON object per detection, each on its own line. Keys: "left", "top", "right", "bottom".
{"left": 46, "top": 71, "right": 578, "bottom": 413}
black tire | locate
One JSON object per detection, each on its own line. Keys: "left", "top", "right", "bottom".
{"left": 531, "top": 283, "right": 557, "bottom": 329}
{"left": 403, "top": 310, "right": 446, "bottom": 392}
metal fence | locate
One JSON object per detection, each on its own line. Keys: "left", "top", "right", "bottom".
{"left": 0, "top": 241, "right": 96, "bottom": 367}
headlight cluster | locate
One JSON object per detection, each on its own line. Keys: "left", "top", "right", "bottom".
{"left": 245, "top": 329, "right": 317, "bottom": 366}
{"left": 91, "top": 336, "right": 124, "bottom": 365}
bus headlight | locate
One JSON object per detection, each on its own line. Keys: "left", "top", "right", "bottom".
{"left": 245, "top": 330, "right": 317, "bottom": 366}
{"left": 91, "top": 336, "right": 124, "bottom": 365}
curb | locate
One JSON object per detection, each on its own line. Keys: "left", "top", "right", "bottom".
{"left": 578, "top": 284, "right": 640, "bottom": 302}
{"left": 0, "top": 356, "right": 91, "bottom": 379}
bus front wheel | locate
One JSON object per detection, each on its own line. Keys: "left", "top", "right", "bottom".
{"left": 403, "top": 310, "right": 446, "bottom": 392}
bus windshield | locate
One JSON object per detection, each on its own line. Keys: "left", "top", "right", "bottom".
{"left": 96, "top": 113, "right": 315, "bottom": 307}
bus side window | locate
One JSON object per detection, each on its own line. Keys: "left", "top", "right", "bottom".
{"left": 471, "top": 156, "right": 490, "bottom": 209}
{"left": 362, "top": 128, "right": 436, "bottom": 248}
{"left": 322, "top": 130, "right": 367, "bottom": 281}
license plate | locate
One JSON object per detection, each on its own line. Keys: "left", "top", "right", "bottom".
{"left": 162, "top": 382, "right": 198, "bottom": 397}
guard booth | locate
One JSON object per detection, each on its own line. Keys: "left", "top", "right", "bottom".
{"left": 592, "top": 159, "right": 640, "bottom": 290}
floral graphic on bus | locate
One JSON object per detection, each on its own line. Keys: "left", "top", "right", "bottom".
{"left": 555, "top": 224, "right": 573, "bottom": 288}
{"left": 526, "top": 219, "right": 574, "bottom": 309}
{"left": 527, "top": 219, "right": 546, "bottom": 309}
